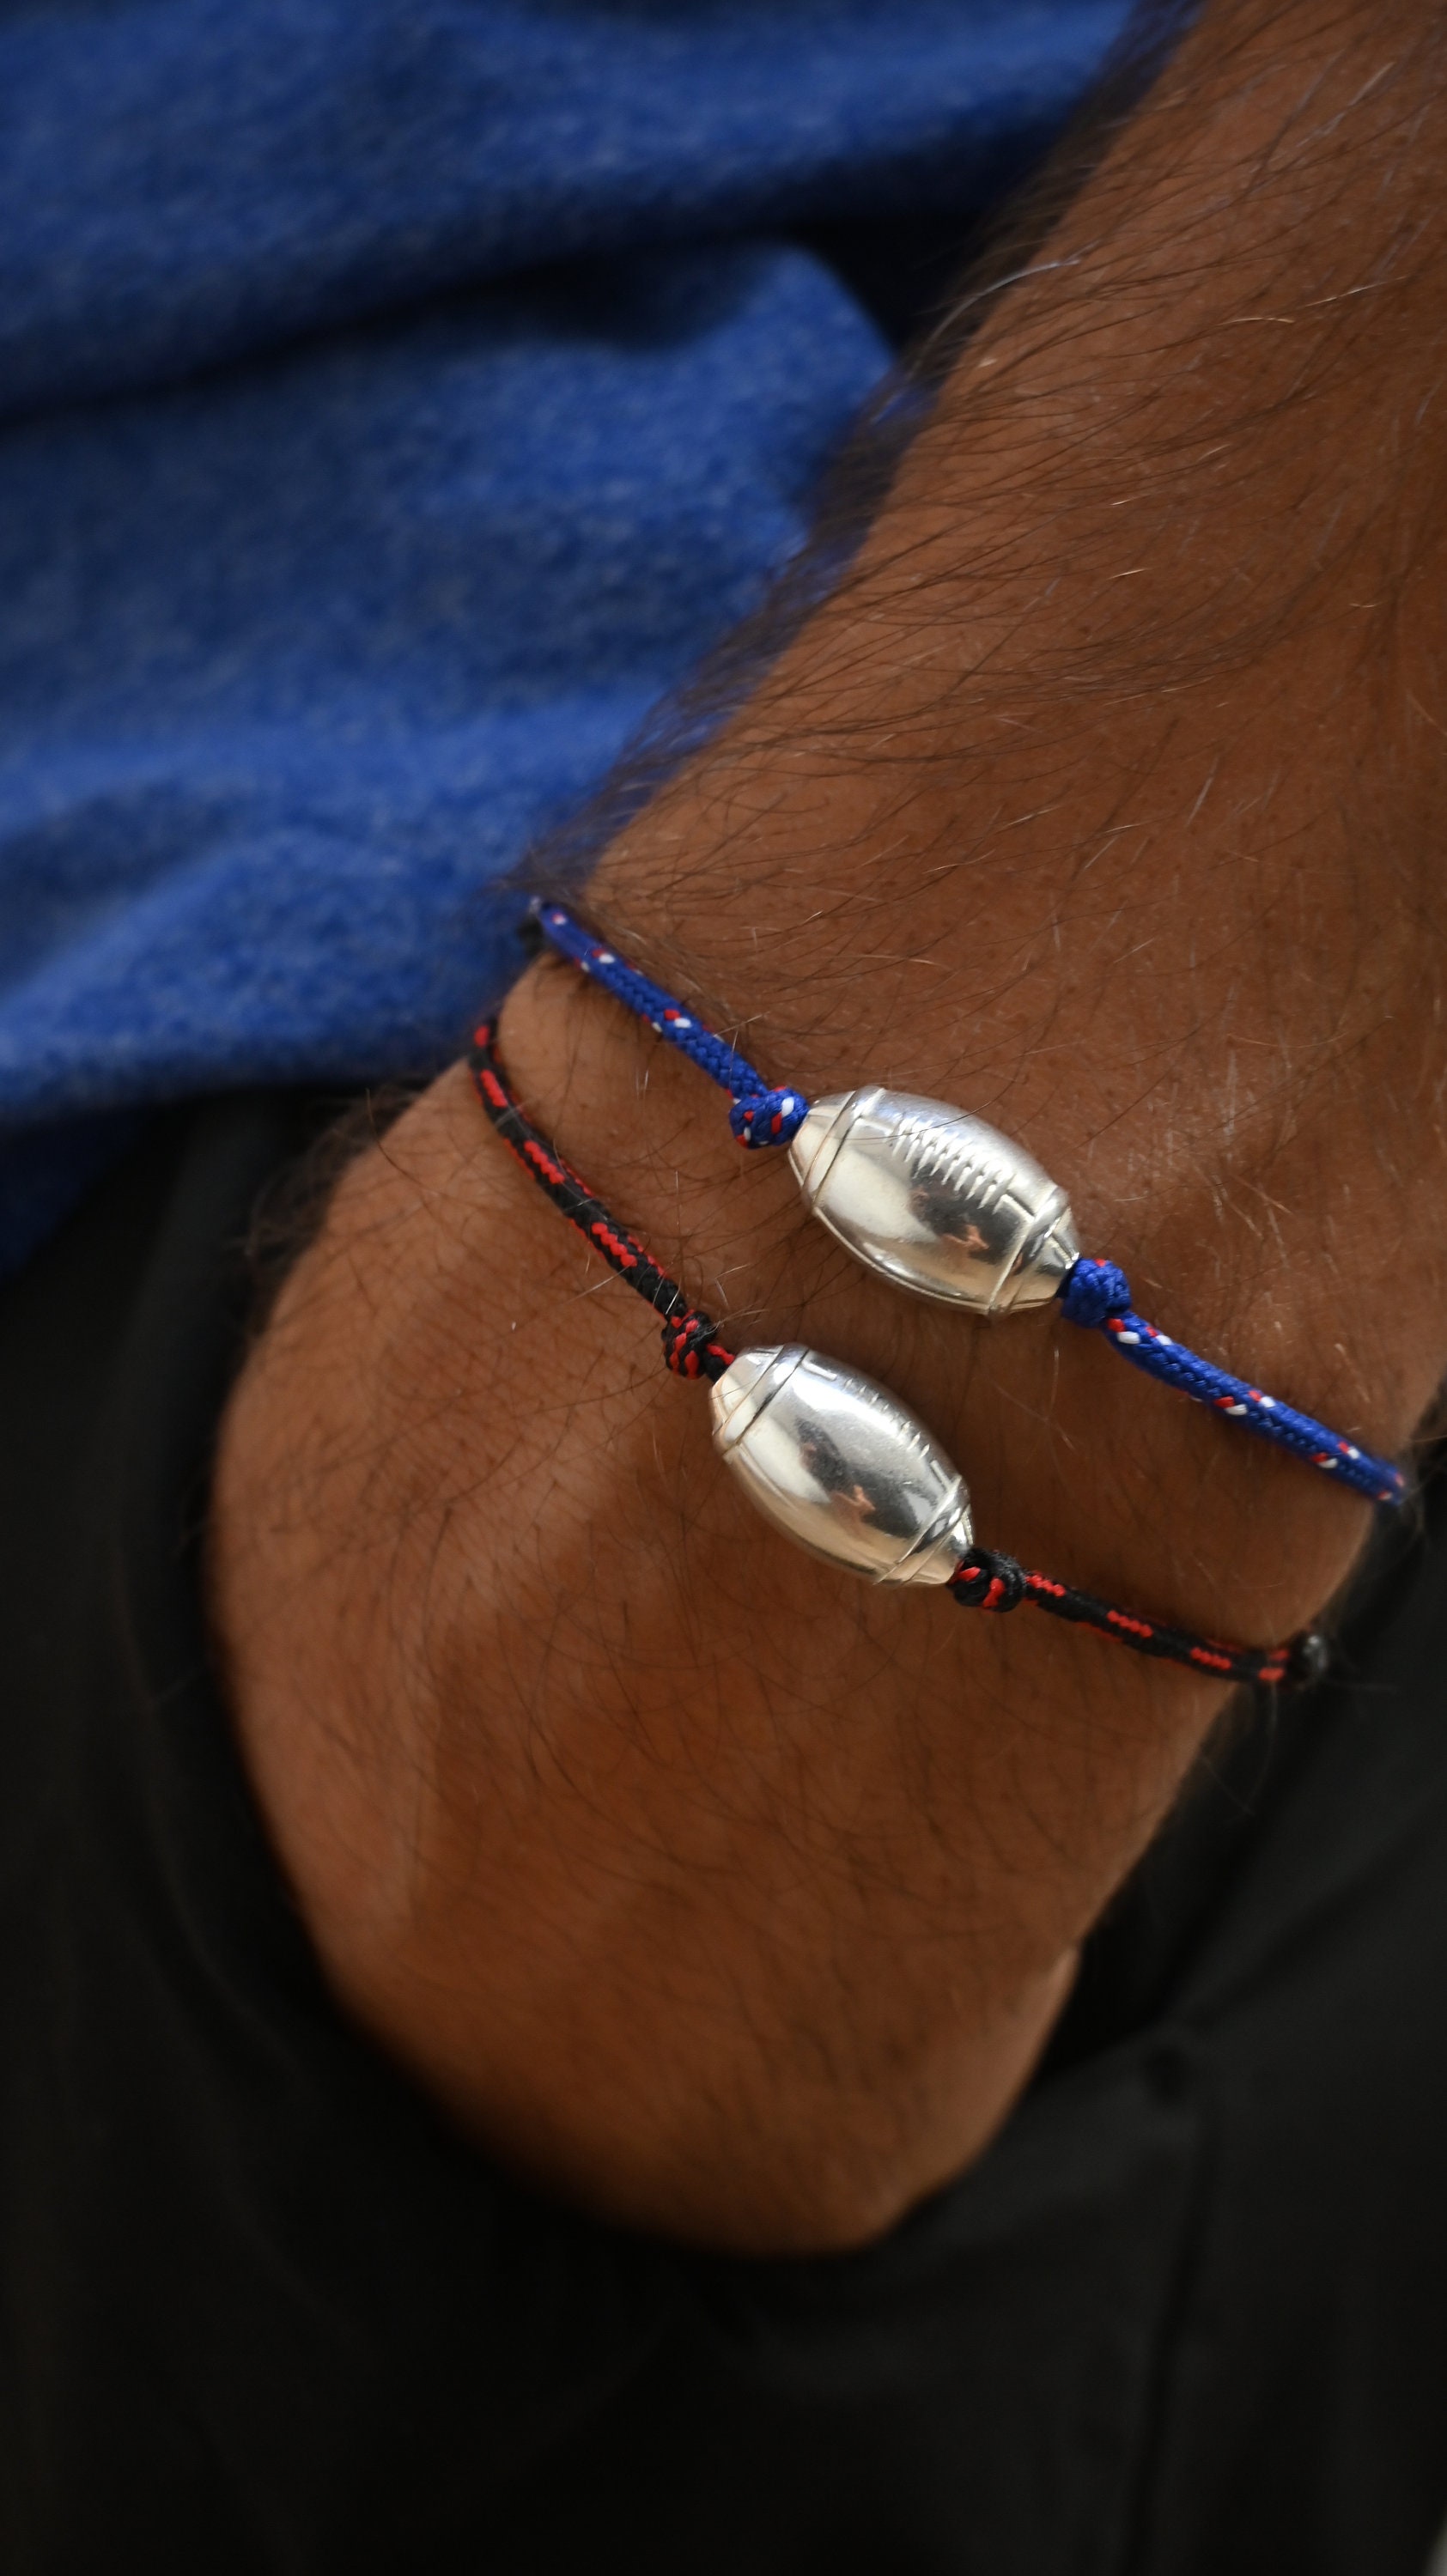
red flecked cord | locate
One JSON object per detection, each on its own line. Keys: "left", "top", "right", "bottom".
{"left": 468, "top": 1018, "right": 1327, "bottom": 1695}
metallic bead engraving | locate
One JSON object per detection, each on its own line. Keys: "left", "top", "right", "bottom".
{"left": 788, "top": 1086, "right": 1079, "bottom": 1315}
{"left": 709, "top": 1345, "right": 973, "bottom": 1586}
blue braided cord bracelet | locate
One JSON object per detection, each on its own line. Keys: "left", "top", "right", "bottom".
{"left": 532, "top": 901, "right": 1406, "bottom": 1510}
{"left": 1055, "top": 1259, "right": 1403, "bottom": 1502}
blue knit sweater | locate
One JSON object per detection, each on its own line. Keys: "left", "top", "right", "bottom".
{"left": 0, "top": 1, "right": 1126, "bottom": 1273}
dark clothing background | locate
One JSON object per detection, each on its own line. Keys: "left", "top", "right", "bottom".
{"left": 2, "top": 1100, "right": 1445, "bottom": 2573}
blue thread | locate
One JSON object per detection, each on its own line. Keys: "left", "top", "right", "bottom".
{"left": 1059, "top": 1257, "right": 1405, "bottom": 1507}
{"left": 535, "top": 902, "right": 809, "bottom": 1147}
{"left": 533, "top": 905, "right": 1407, "bottom": 1510}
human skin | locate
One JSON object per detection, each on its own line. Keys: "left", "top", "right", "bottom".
{"left": 211, "top": 0, "right": 1447, "bottom": 2251}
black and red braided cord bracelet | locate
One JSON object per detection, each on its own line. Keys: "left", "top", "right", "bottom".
{"left": 469, "top": 1018, "right": 1328, "bottom": 1693}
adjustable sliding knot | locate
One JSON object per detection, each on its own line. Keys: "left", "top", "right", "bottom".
{"left": 950, "top": 1547, "right": 1029, "bottom": 1613}
{"left": 728, "top": 1087, "right": 809, "bottom": 1150}
{"left": 1060, "top": 1257, "right": 1133, "bottom": 1327}
{"left": 662, "top": 1309, "right": 735, "bottom": 1382}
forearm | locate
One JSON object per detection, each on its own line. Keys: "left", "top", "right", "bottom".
{"left": 509, "top": 0, "right": 1447, "bottom": 1624}
{"left": 213, "top": 0, "right": 1447, "bottom": 2250}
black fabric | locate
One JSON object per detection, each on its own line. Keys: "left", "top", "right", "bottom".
{"left": 2, "top": 1095, "right": 1445, "bottom": 2573}
{"left": 802, "top": 214, "right": 990, "bottom": 348}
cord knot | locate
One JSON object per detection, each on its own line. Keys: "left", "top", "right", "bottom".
{"left": 1059, "top": 1255, "right": 1134, "bottom": 1327}
{"left": 950, "top": 1546, "right": 1029, "bottom": 1613}
{"left": 661, "top": 1309, "right": 733, "bottom": 1382}
{"left": 728, "top": 1087, "right": 809, "bottom": 1149}
{"left": 1282, "top": 1628, "right": 1332, "bottom": 1692}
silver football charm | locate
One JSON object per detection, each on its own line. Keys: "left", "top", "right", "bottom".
{"left": 788, "top": 1086, "right": 1079, "bottom": 1315}
{"left": 709, "top": 1345, "right": 973, "bottom": 1586}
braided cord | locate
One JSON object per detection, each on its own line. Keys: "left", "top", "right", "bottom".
{"left": 533, "top": 904, "right": 808, "bottom": 1146}
{"left": 948, "top": 1548, "right": 1319, "bottom": 1692}
{"left": 469, "top": 1022, "right": 734, "bottom": 1382}
{"left": 469, "top": 1022, "right": 1322, "bottom": 1692}
{"left": 1059, "top": 1260, "right": 1404, "bottom": 1507}
{"left": 535, "top": 901, "right": 1404, "bottom": 1511}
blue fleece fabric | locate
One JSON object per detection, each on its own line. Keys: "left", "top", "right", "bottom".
{"left": 0, "top": 1, "right": 1127, "bottom": 1274}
